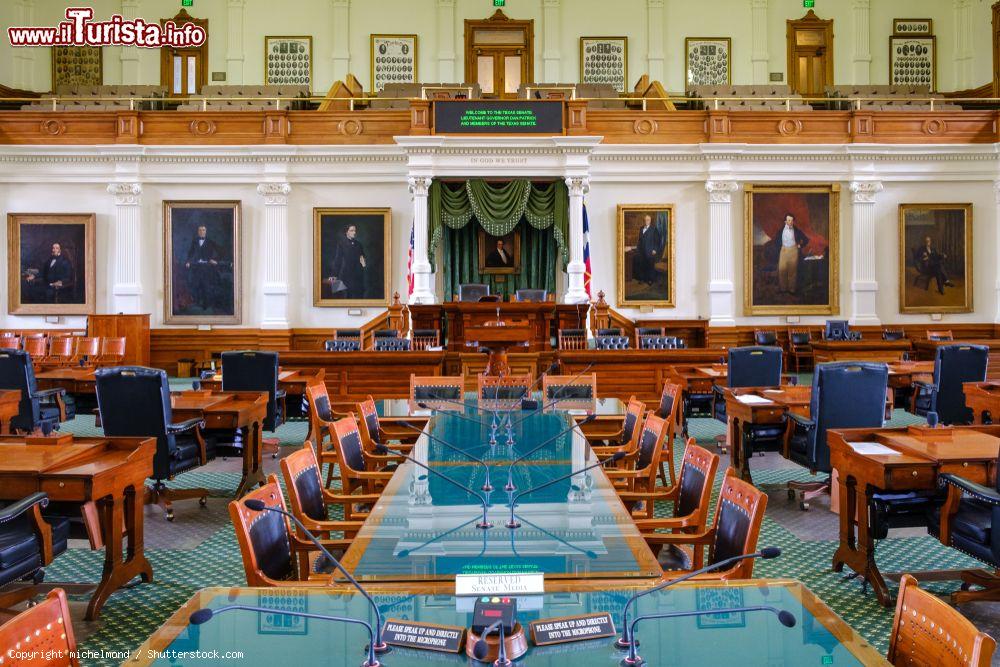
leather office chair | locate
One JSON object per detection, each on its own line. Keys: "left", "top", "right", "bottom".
{"left": 926, "top": 329, "right": 954, "bottom": 341}
{"left": 641, "top": 470, "right": 768, "bottom": 579}
{"left": 788, "top": 330, "right": 814, "bottom": 373}
{"left": 458, "top": 283, "right": 490, "bottom": 302}
{"left": 0, "top": 336, "right": 21, "bottom": 351}
{"left": 632, "top": 441, "right": 720, "bottom": 533}
{"left": 606, "top": 413, "right": 669, "bottom": 518}
{"left": 229, "top": 476, "right": 347, "bottom": 586}
{"left": 356, "top": 395, "right": 418, "bottom": 453}
{"left": 929, "top": 457, "right": 1000, "bottom": 605}
{"left": 324, "top": 339, "right": 360, "bottom": 351}
{"left": 713, "top": 346, "right": 783, "bottom": 453}
{"left": 222, "top": 350, "right": 286, "bottom": 458}
{"left": 304, "top": 383, "right": 341, "bottom": 488}
{"left": 0, "top": 349, "right": 69, "bottom": 434}
{"left": 595, "top": 335, "right": 630, "bottom": 350}
{"left": 96, "top": 366, "right": 212, "bottom": 521}
{"left": 330, "top": 415, "right": 396, "bottom": 497}
{"left": 882, "top": 329, "right": 906, "bottom": 341}
{"left": 373, "top": 337, "right": 411, "bottom": 351}
{"left": 823, "top": 320, "right": 850, "bottom": 341}
{"left": 0, "top": 493, "right": 70, "bottom": 611}
{"left": 786, "top": 362, "right": 888, "bottom": 510}
{"left": 514, "top": 289, "right": 547, "bottom": 302}
{"left": 557, "top": 328, "right": 588, "bottom": 350}
{"left": 753, "top": 330, "right": 779, "bottom": 346}
{"left": 912, "top": 344, "right": 988, "bottom": 424}
{"left": 887, "top": 574, "right": 995, "bottom": 665}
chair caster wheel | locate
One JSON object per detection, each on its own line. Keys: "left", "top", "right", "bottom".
{"left": 199, "top": 496, "right": 208, "bottom": 507}
{"left": 787, "top": 489, "right": 796, "bottom": 500}
{"left": 166, "top": 512, "right": 175, "bottom": 522}
{"left": 271, "top": 453, "right": 278, "bottom": 459}
{"left": 799, "top": 501, "right": 809, "bottom": 511}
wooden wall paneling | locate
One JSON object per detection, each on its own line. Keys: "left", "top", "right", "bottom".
{"left": 139, "top": 112, "right": 270, "bottom": 145}
{"left": 278, "top": 351, "right": 446, "bottom": 405}
{"left": 457, "top": 352, "right": 553, "bottom": 391}
{"left": 583, "top": 110, "right": 708, "bottom": 144}
{"left": 289, "top": 110, "right": 413, "bottom": 145}
{"left": 632, "top": 319, "right": 709, "bottom": 348}
{"left": 87, "top": 314, "right": 150, "bottom": 366}
{"left": 721, "top": 111, "right": 852, "bottom": 144}
{"left": 150, "top": 329, "right": 274, "bottom": 376}
{"left": 0, "top": 111, "right": 118, "bottom": 144}
{"left": 861, "top": 111, "right": 997, "bottom": 144}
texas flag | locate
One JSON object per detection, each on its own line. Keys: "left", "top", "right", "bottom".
{"left": 582, "top": 204, "right": 592, "bottom": 298}
{"left": 406, "top": 223, "right": 415, "bottom": 297}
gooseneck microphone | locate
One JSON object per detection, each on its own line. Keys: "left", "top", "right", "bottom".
{"left": 504, "top": 413, "right": 597, "bottom": 492}
{"left": 473, "top": 619, "right": 510, "bottom": 667}
{"left": 615, "top": 546, "right": 782, "bottom": 649}
{"left": 190, "top": 605, "right": 381, "bottom": 667}
{"left": 506, "top": 452, "right": 625, "bottom": 528}
{"left": 394, "top": 420, "right": 496, "bottom": 492}
{"left": 242, "top": 499, "right": 389, "bottom": 654}
{"left": 375, "top": 444, "right": 494, "bottom": 529}
{"left": 621, "top": 605, "right": 795, "bottom": 666}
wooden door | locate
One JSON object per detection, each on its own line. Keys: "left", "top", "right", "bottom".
{"left": 787, "top": 10, "right": 833, "bottom": 97}
{"left": 465, "top": 10, "right": 533, "bottom": 99}
{"left": 159, "top": 9, "right": 208, "bottom": 97}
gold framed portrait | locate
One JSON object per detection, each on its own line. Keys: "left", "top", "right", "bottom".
{"left": 7, "top": 213, "right": 96, "bottom": 316}
{"left": 580, "top": 37, "right": 628, "bottom": 94}
{"left": 313, "top": 208, "right": 391, "bottom": 307}
{"left": 477, "top": 229, "right": 521, "bottom": 275}
{"left": 744, "top": 184, "right": 840, "bottom": 316}
{"left": 617, "top": 204, "right": 675, "bottom": 308}
{"left": 898, "top": 203, "right": 973, "bottom": 314}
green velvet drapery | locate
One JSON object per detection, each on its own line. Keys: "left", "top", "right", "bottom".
{"left": 428, "top": 179, "right": 569, "bottom": 300}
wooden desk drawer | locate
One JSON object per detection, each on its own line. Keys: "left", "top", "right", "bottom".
{"left": 41, "top": 478, "right": 87, "bottom": 500}
{"left": 938, "top": 461, "right": 991, "bottom": 486}
{"left": 885, "top": 465, "right": 935, "bottom": 489}
{"left": 203, "top": 414, "right": 237, "bottom": 429}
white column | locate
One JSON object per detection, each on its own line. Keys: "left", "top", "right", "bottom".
{"left": 849, "top": 181, "right": 883, "bottom": 326}
{"left": 226, "top": 0, "right": 246, "bottom": 84}
{"left": 120, "top": 0, "right": 141, "bottom": 84}
{"left": 14, "top": 0, "right": 35, "bottom": 90}
{"left": 331, "top": 0, "right": 351, "bottom": 83}
{"left": 257, "top": 183, "right": 291, "bottom": 329}
{"left": 706, "top": 181, "right": 739, "bottom": 327}
{"left": 646, "top": 0, "right": 665, "bottom": 83}
{"left": 564, "top": 177, "right": 590, "bottom": 304}
{"left": 542, "top": 0, "right": 561, "bottom": 83}
{"left": 750, "top": 0, "right": 769, "bottom": 85}
{"left": 107, "top": 183, "right": 143, "bottom": 314}
{"left": 436, "top": 0, "right": 456, "bottom": 82}
{"left": 851, "top": 0, "right": 871, "bottom": 85}
{"left": 408, "top": 176, "right": 435, "bottom": 304}
{"left": 994, "top": 181, "right": 1000, "bottom": 323}
{"left": 953, "top": 0, "right": 973, "bottom": 91}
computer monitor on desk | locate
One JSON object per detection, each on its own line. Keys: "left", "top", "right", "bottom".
{"left": 824, "top": 320, "right": 850, "bottom": 341}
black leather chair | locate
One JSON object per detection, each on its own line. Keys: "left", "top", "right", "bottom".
{"left": 458, "top": 284, "right": 490, "bottom": 302}
{"left": 913, "top": 344, "right": 989, "bottom": 424}
{"left": 636, "top": 326, "right": 663, "bottom": 337}
{"left": 374, "top": 338, "right": 411, "bottom": 351}
{"left": 754, "top": 330, "right": 778, "bottom": 346}
{"left": 222, "top": 350, "right": 286, "bottom": 450}
{"left": 324, "top": 339, "right": 360, "bottom": 351}
{"left": 96, "top": 367, "right": 212, "bottom": 521}
{"left": 786, "top": 362, "right": 888, "bottom": 510}
{"left": 929, "top": 459, "right": 1000, "bottom": 603}
{"left": 373, "top": 329, "right": 399, "bottom": 339}
{"left": 713, "top": 346, "right": 783, "bottom": 454}
{"left": 640, "top": 335, "right": 680, "bottom": 350}
{"left": 824, "top": 320, "right": 850, "bottom": 341}
{"left": 0, "top": 493, "right": 70, "bottom": 610}
{"left": 882, "top": 329, "right": 906, "bottom": 341}
{"left": 596, "top": 328, "right": 622, "bottom": 337}
{"left": 0, "top": 349, "right": 69, "bottom": 434}
{"left": 595, "top": 335, "right": 630, "bottom": 350}
{"left": 514, "top": 289, "right": 547, "bottom": 302}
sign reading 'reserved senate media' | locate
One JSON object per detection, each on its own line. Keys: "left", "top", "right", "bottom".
{"left": 455, "top": 573, "right": 545, "bottom": 597}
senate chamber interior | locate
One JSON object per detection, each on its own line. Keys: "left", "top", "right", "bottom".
{"left": 3, "top": 0, "right": 1000, "bottom": 665}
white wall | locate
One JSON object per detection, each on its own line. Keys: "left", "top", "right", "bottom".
{"left": 3, "top": 0, "right": 993, "bottom": 94}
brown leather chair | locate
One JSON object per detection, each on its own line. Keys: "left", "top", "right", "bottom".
{"left": 357, "top": 394, "right": 419, "bottom": 449}
{"left": 22, "top": 334, "right": 48, "bottom": 360}
{"left": 887, "top": 574, "right": 995, "bottom": 666}
{"left": 42, "top": 336, "right": 75, "bottom": 367}
{"left": 330, "top": 415, "right": 396, "bottom": 497}
{"left": 304, "top": 383, "right": 340, "bottom": 487}
{"left": 97, "top": 336, "right": 126, "bottom": 365}
{"left": 72, "top": 337, "right": 100, "bottom": 365}
{"left": 592, "top": 395, "right": 645, "bottom": 459}
{"left": 632, "top": 440, "right": 720, "bottom": 533}
{"left": 0, "top": 588, "right": 79, "bottom": 666}
{"left": 654, "top": 382, "right": 683, "bottom": 487}
{"left": 605, "top": 413, "right": 668, "bottom": 518}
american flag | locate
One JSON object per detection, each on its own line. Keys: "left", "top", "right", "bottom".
{"left": 406, "top": 223, "right": 415, "bottom": 297}
{"left": 582, "top": 204, "right": 592, "bottom": 298}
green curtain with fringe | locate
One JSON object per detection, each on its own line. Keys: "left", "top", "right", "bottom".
{"left": 429, "top": 179, "right": 568, "bottom": 300}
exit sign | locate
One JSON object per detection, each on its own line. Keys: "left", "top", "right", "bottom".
{"left": 181, "top": 0, "right": 193, "bottom": 6}
{"left": 803, "top": 0, "right": 814, "bottom": 6}
{"left": 494, "top": 0, "right": 505, "bottom": 6}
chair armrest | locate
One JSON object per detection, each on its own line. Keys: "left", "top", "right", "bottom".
{"left": 640, "top": 528, "right": 715, "bottom": 546}
{"left": 788, "top": 413, "right": 814, "bottom": 430}
{"left": 940, "top": 474, "right": 1000, "bottom": 506}
{"left": 34, "top": 387, "right": 65, "bottom": 398}
{"left": 353, "top": 470, "right": 395, "bottom": 480}
{"left": 617, "top": 487, "right": 679, "bottom": 504}
{"left": 167, "top": 417, "right": 204, "bottom": 434}
{"left": 322, "top": 491, "right": 381, "bottom": 505}
{"left": 0, "top": 493, "right": 49, "bottom": 524}
{"left": 606, "top": 468, "right": 649, "bottom": 479}
{"left": 912, "top": 380, "right": 937, "bottom": 393}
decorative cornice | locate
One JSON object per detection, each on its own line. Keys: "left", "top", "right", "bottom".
{"left": 849, "top": 180, "right": 883, "bottom": 203}
{"left": 257, "top": 182, "right": 291, "bottom": 205}
{"left": 705, "top": 180, "right": 740, "bottom": 203}
{"left": 107, "top": 182, "right": 141, "bottom": 205}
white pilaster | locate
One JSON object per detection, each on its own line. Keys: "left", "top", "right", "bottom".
{"left": 107, "top": 183, "right": 143, "bottom": 314}
{"left": 542, "top": 0, "right": 561, "bottom": 83}
{"left": 226, "top": 0, "right": 246, "bottom": 84}
{"left": 15, "top": 0, "right": 36, "bottom": 90}
{"left": 564, "top": 177, "right": 590, "bottom": 304}
{"left": 851, "top": 0, "right": 871, "bottom": 85}
{"left": 953, "top": 0, "right": 973, "bottom": 91}
{"left": 119, "top": 0, "right": 141, "bottom": 84}
{"left": 750, "top": 0, "right": 769, "bottom": 85}
{"left": 436, "top": 0, "right": 456, "bottom": 82}
{"left": 257, "top": 183, "right": 291, "bottom": 329}
{"left": 994, "top": 181, "right": 1000, "bottom": 323}
{"left": 646, "top": 0, "right": 665, "bottom": 83}
{"left": 706, "top": 181, "right": 739, "bottom": 327}
{"left": 408, "top": 176, "right": 435, "bottom": 304}
{"left": 331, "top": 0, "right": 351, "bottom": 83}
{"left": 849, "top": 181, "right": 883, "bottom": 326}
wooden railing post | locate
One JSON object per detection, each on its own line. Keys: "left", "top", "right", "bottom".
{"left": 387, "top": 291, "right": 404, "bottom": 331}
{"left": 592, "top": 290, "right": 610, "bottom": 333}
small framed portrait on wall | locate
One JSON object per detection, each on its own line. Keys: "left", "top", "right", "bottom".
{"left": 313, "top": 208, "right": 391, "bottom": 307}
{"left": 264, "top": 36, "right": 312, "bottom": 86}
{"left": 163, "top": 201, "right": 242, "bottom": 325}
{"left": 684, "top": 37, "right": 731, "bottom": 87}
{"left": 7, "top": 213, "right": 95, "bottom": 315}
{"left": 617, "top": 204, "right": 675, "bottom": 308}
{"left": 370, "top": 34, "right": 417, "bottom": 93}
{"left": 890, "top": 35, "right": 935, "bottom": 90}
{"left": 51, "top": 46, "right": 102, "bottom": 89}
{"left": 478, "top": 229, "right": 521, "bottom": 275}
{"left": 580, "top": 37, "right": 628, "bottom": 93}
{"left": 898, "top": 203, "right": 972, "bottom": 313}
{"left": 744, "top": 184, "right": 840, "bottom": 316}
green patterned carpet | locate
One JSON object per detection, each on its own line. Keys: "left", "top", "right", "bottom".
{"left": 35, "top": 402, "right": 985, "bottom": 666}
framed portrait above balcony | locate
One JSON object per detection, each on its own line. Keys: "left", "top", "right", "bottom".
{"left": 684, "top": 37, "right": 731, "bottom": 88}
{"left": 890, "top": 34, "right": 935, "bottom": 90}
{"left": 51, "top": 46, "right": 103, "bottom": 89}
{"left": 580, "top": 37, "right": 628, "bottom": 93}
{"left": 371, "top": 34, "right": 417, "bottom": 93}
{"left": 264, "top": 36, "right": 312, "bottom": 86}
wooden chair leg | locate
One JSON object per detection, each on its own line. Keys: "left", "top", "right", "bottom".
{"left": 952, "top": 569, "right": 1000, "bottom": 604}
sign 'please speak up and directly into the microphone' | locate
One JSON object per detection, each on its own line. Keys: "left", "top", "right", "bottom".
{"left": 455, "top": 573, "right": 545, "bottom": 597}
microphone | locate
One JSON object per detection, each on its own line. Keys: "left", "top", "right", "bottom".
{"left": 615, "top": 546, "right": 782, "bottom": 649}
{"left": 395, "top": 420, "right": 496, "bottom": 492}
{"left": 473, "top": 619, "right": 510, "bottom": 666}
{"left": 504, "top": 362, "right": 595, "bottom": 431}
{"left": 190, "top": 604, "right": 383, "bottom": 667}
{"left": 506, "top": 452, "right": 625, "bottom": 528}
{"left": 504, "top": 413, "right": 597, "bottom": 492}
{"left": 375, "top": 444, "right": 494, "bottom": 529}
{"left": 621, "top": 604, "right": 795, "bottom": 666}
{"left": 242, "top": 499, "right": 389, "bottom": 654}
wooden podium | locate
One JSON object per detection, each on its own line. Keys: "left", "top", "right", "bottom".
{"left": 465, "top": 322, "right": 533, "bottom": 376}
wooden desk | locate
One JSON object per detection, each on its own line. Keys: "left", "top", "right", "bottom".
{"left": 35, "top": 366, "right": 97, "bottom": 395}
{"left": 915, "top": 339, "right": 1000, "bottom": 381}
{"left": 464, "top": 323, "right": 533, "bottom": 376}
{"left": 0, "top": 389, "right": 18, "bottom": 434}
{"left": 723, "top": 386, "right": 811, "bottom": 482}
{"left": 0, "top": 434, "right": 155, "bottom": 619}
{"left": 811, "top": 340, "right": 911, "bottom": 363}
{"left": 426, "top": 302, "right": 562, "bottom": 352}
{"left": 198, "top": 367, "right": 326, "bottom": 425}
{"left": 963, "top": 381, "right": 1000, "bottom": 424}
{"left": 170, "top": 391, "right": 268, "bottom": 497}
{"left": 828, "top": 425, "right": 1000, "bottom": 606}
